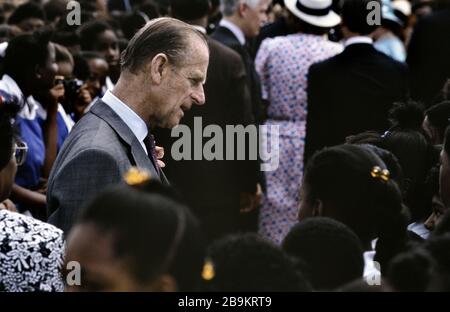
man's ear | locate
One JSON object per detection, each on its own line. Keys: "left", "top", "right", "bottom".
{"left": 312, "top": 199, "right": 324, "bottom": 217}
{"left": 238, "top": 2, "right": 248, "bottom": 17}
{"left": 149, "top": 53, "right": 169, "bottom": 85}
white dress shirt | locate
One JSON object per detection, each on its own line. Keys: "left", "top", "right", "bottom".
{"left": 101, "top": 90, "right": 149, "bottom": 154}
{"left": 345, "top": 36, "right": 374, "bottom": 47}
{"left": 191, "top": 25, "right": 207, "bottom": 34}
{"left": 219, "top": 19, "right": 246, "bottom": 46}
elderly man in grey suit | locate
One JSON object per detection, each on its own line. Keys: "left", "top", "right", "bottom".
{"left": 47, "top": 18, "right": 209, "bottom": 233}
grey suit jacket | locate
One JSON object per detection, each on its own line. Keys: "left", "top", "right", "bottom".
{"left": 47, "top": 100, "right": 169, "bottom": 233}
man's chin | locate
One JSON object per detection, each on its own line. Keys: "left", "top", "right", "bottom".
{"left": 165, "top": 117, "right": 182, "bottom": 129}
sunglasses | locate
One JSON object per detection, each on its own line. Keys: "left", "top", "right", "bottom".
{"left": 12, "top": 141, "right": 28, "bottom": 166}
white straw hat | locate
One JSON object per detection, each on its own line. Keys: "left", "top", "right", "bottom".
{"left": 284, "top": 0, "right": 341, "bottom": 28}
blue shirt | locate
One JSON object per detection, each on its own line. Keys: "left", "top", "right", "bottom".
{"left": 374, "top": 32, "right": 406, "bottom": 63}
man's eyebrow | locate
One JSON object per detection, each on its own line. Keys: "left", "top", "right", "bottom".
{"left": 190, "top": 72, "right": 207, "bottom": 83}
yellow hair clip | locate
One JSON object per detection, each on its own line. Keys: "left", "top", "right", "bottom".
{"left": 201, "top": 259, "right": 215, "bottom": 281}
{"left": 370, "top": 166, "right": 390, "bottom": 182}
{"left": 124, "top": 167, "right": 152, "bottom": 186}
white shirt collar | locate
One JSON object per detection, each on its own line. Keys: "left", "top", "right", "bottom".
{"left": 345, "top": 36, "right": 374, "bottom": 47}
{"left": 220, "top": 19, "right": 246, "bottom": 46}
{"left": 0, "top": 74, "right": 38, "bottom": 120}
{"left": 191, "top": 25, "right": 207, "bottom": 34}
{"left": 101, "top": 90, "right": 148, "bottom": 152}
{"left": 105, "top": 76, "right": 115, "bottom": 91}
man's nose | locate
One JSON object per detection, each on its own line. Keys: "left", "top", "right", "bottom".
{"left": 192, "top": 85, "right": 206, "bottom": 105}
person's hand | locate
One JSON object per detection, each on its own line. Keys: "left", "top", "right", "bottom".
{"left": 74, "top": 85, "right": 92, "bottom": 110}
{"left": 155, "top": 146, "right": 166, "bottom": 168}
{"left": 0, "top": 199, "right": 18, "bottom": 212}
{"left": 240, "top": 184, "right": 263, "bottom": 214}
{"left": 48, "top": 77, "right": 66, "bottom": 108}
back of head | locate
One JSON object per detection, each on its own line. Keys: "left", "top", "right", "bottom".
{"left": 303, "top": 144, "right": 407, "bottom": 268}
{"left": 76, "top": 182, "right": 205, "bottom": 291}
{"left": 3, "top": 29, "right": 52, "bottom": 83}
{"left": 120, "top": 11, "right": 150, "bottom": 40}
{"left": 384, "top": 101, "right": 434, "bottom": 221}
{"left": 425, "top": 233, "right": 450, "bottom": 291}
{"left": 7, "top": 1, "right": 46, "bottom": 26}
{"left": 426, "top": 101, "right": 450, "bottom": 142}
{"left": 170, "top": 0, "right": 210, "bottom": 21}
{"left": 204, "top": 233, "right": 312, "bottom": 291}
{"left": 387, "top": 245, "right": 435, "bottom": 291}
{"left": 341, "top": 0, "right": 381, "bottom": 35}
{"left": 220, "top": 0, "right": 260, "bottom": 16}
{"left": 44, "top": 0, "right": 68, "bottom": 23}
{"left": 78, "top": 20, "right": 114, "bottom": 51}
{"left": 120, "top": 17, "right": 207, "bottom": 74}
{"left": 346, "top": 136, "right": 408, "bottom": 204}
{"left": 282, "top": 217, "right": 364, "bottom": 290}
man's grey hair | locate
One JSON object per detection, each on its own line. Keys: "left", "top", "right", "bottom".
{"left": 220, "top": 0, "right": 262, "bottom": 16}
{"left": 121, "top": 17, "right": 207, "bottom": 74}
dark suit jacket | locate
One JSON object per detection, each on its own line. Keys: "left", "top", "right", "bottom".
{"left": 211, "top": 26, "right": 266, "bottom": 123}
{"left": 154, "top": 38, "right": 259, "bottom": 241}
{"left": 305, "top": 43, "right": 409, "bottom": 163}
{"left": 47, "top": 100, "right": 168, "bottom": 233}
{"left": 407, "top": 8, "right": 450, "bottom": 106}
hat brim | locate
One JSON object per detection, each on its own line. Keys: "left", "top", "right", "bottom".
{"left": 285, "top": 0, "right": 341, "bottom": 28}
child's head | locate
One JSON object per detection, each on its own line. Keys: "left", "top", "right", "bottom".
{"left": 65, "top": 180, "right": 205, "bottom": 292}
{"left": 299, "top": 144, "right": 408, "bottom": 268}
{"left": 283, "top": 217, "right": 364, "bottom": 290}
{"left": 203, "top": 233, "right": 312, "bottom": 291}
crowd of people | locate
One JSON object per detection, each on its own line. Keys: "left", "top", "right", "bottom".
{"left": 1, "top": 0, "right": 450, "bottom": 292}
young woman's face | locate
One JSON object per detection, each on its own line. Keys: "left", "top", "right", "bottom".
{"left": 37, "top": 43, "right": 59, "bottom": 91}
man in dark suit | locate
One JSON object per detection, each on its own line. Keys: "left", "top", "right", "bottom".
{"left": 304, "top": 0, "right": 408, "bottom": 164}
{"left": 407, "top": 0, "right": 450, "bottom": 106}
{"left": 47, "top": 18, "right": 209, "bottom": 233}
{"left": 155, "top": 0, "right": 260, "bottom": 241}
{"left": 211, "top": 0, "right": 271, "bottom": 124}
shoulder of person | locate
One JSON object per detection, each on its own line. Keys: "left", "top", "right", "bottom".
{"left": 0, "top": 209, "right": 64, "bottom": 241}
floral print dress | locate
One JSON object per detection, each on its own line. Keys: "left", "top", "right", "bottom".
{"left": 0, "top": 210, "right": 65, "bottom": 291}
{"left": 255, "top": 33, "right": 342, "bottom": 244}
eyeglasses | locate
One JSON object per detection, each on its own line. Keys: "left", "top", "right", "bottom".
{"left": 12, "top": 141, "right": 28, "bottom": 166}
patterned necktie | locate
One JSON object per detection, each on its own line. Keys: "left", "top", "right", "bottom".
{"left": 144, "top": 133, "right": 160, "bottom": 175}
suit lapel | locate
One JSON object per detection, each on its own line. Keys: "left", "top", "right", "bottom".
{"left": 90, "top": 100, "right": 161, "bottom": 181}
{"left": 130, "top": 138, "right": 160, "bottom": 180}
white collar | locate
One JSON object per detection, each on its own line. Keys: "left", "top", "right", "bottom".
{"left": 345, "top": 36, "right": 374, "bottom": 47}
{"left": 191, "top": 25, "right": 207, "bottom": 34}
{"left": 0, "top": 74, "right": 38, "bottom": 120}
{"left": 220, "top": 19, "right": 246, "bottom": 45}
{"left": 105, "top": 76, "right": 115, "bottom": 91}
{"left": 101, "top": 90, "right": 148, "bottom": 149}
